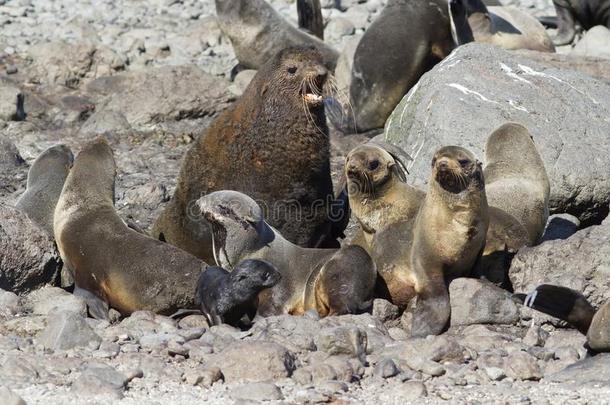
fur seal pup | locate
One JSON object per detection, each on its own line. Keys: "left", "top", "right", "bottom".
{"left": 153, "top": 46, "right": 344, "bottom": 264}
{"left": 215, "top": 0, "right": 339, "bottom": 70}
{"left": 515, "top": 284, "right": 610, "bottom": 352}
{"left": 449, "top": 0, "right": 555, "bottom": 52}
{"left": 54, "top": 137, "right": 209, "bottom": 319}
{"left": 195, "top": 259, "right": 281, "bottom": 327}
{"left": 551, "top": 0, "right": 610, "bottom": 45}
{"left": 328, "top": 0, "right": 454, "bottom": 133}
{"left": 16, "top": 144, "right": 74, "bottom": 235}
{"left": 197, "top": 190, "right": 377, "bottom": 317}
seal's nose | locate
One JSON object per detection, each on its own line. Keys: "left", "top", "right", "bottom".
{"left": 437, "top": 159, "right": 449, "bottom": 170}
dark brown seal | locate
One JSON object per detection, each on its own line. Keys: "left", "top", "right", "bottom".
{"left": 153, "top": 46, "right": 344, "bottom": 264}
{"left": 552, "top": 0, "right": 610, "bottom": 45}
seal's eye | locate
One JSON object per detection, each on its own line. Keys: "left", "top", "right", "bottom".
{"left": 368, "top": 159, "right": 380, "bottom": 170}
{"left": 458, "top": 159, "right": 470, "bottom": 167}
{"left": 287, "top": 66, "right": 298, "bottom": 74}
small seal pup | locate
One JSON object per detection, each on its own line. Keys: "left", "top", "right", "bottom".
{"left": 215, "top": 0, "right": 339, "bottom": 70}
{"left": 449, "top": 0, "right": 555, "bottom": 52}
{"left": 328, "top": 0, "right": 454, "bottom": 133}
{"left": 16, "top": 144, "right": 74, "bottom": 235}
{"left": 515, "top": 284, "right": 610, "bottom": 352}
{"left": 54, "top": 137, "right": 210, "bottom": 319}
{"left": 550, "top": 0, "right": 610, "bottom": 45}
{"left": 195, "top": 259, "right": 281, "bottom": 327}
{"left": 153, "top": 46, "right": 344, "bottom": 264}
{"left": 197, "top": 190, "right": 377, "bottom": 317}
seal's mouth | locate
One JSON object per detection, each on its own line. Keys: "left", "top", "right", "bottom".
{"left": 301, "top": 75, "right": 325, "bottom": 106}
{"left": 204, "top": 211, "right": 230, "bottom": 268}
{"left": 435, "top": 166, "right": 470, "bottom": 194}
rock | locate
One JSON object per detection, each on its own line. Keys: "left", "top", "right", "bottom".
{"left": 178, "top": 314, "right": 209, "bottom": 330}
{"left": 87, "top": 65, "right": 232, "bottom": 128}
{"left": 513, "top": 49, "right": 610, "bottom": 84}
{"left": 374, "top": 358, "right": 400, "bottom": 379}
{"left": 25, "top": 286, "right": 87, "bottom": 316}
{"left": 449, "top": 278, "right": 519, "bottom": 326}
{"left": 0, "top": 82, "right": 24, "bottom": 121}
{"left": 78, "top": 109, "right": 132, "bottom": 137}
{"left": 231, "top": 382, "right": 283, "bottom": 401}
{"left": 228, "top": 69, "right": 256, "bottom": 97}
{"left": 38, "top": 311, "right": 102, "bottom": 351}
{"left": 315, "top": 326, "right": 367, "bottom": 360}
{"left": 587, "top": 301, "right": 610, "bottom": 351}
{"left": 503, "top": 351, "right": 542, "bottom": 381}
{"left": 573, "top": 26, "right": 610, "bottom": 60}
{"left": 325, "top": 17, "right": 355, "bottom": 43}
{"left": 523, "top": 322, "right": 546, "bottom": 347}
{"left": 510, "top": 220, "right": 610, "bottom": 309}
{"left": 0, "top": 386, "right": 26, "bottom": 405}
{"left": 385, "top": 43, "right": 610, "bottom": 225}
{"left": 372, "top": 299, "right": 400, "bottom": 322}
{"left": 200, "top": 367, "right": 223, "bottom": 388}
{"left": 71, "top": 364, "right": 128, "bottom": 399}
{"left": 0, "top": 204, "right": 61, "bottom": 294}
{"left": 334, "top": 34, "right": 361, "bottom": 95}
{"left": 540, "top": 213, "right": 580, "bottom": 242}
{"left": 0, "top": 288, "right": 21, "bottom": 318}
{"left": 547, "top": 353, "right": 610, "bottom": 384}
{"left": 28, "top": 41, "right": 126, "bottom": 88}
{"left": 484, "top": 366, "right": 506, "bottom": 381}
{"left": 209, "top": 341, "right": 296, "bottom": 382}
{"left": 248, "top": 315, "right": 321, "bottom": 353}
{"left": 396, "top": 381, "right": 428, "bottom": 400}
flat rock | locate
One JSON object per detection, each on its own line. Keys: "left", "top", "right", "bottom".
{"left": 385, "top": 43, "right": 610, "bottom": 225}
{"left": 314, "top": 326, "right": 367, "bottom": 360}
{"left": 0, "top": 204, "right": 61, "bottom": 294}
{"left": 449, "top": 278, "right": 519, "bottom": 326}
{"left": 230, "top": 382, "right": 283, "bottom": 401}
{"left": 547, "top": 353, "right": 610, "bottom": 385}
{"left": 37, "top": 310, "right": 102, "bottom": 351}
{"left": 25, "top": 286, "right": 87, "bottom": 316}
{"left": 71, "top": 364, "right": 128, "bottom": 399}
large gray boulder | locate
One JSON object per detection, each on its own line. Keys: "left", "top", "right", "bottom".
{"left": 385, "top": 43, "right": 610, "bottom": 225}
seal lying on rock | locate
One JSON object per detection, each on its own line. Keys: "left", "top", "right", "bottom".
{"left": 54, "top": 137, "right": 211, "bottom": 319}
{"left": 515, "top": 284, "right": 610, "bottom": 352}
{"left": 197, "top": 190, "right": 377, "bottom": 317}
{"left": 449, "top": 0, "right": 555, "bottom": 52}
{"left": 153, "top": 46, "right": 345, "bottom": 264}
{"left": 195, "top": 259, "right": 281, "bottom": 327}
{"left": 550, "top": 0, "right": 610, "bottom": 45}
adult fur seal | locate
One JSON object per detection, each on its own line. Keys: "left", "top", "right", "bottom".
{"left": 515, "top": 284, "right": 610, "bottom": 352}
{"left": 198, "top": 190, "right": 377, "bottom": 317}
{"left": 551, "top": 0, "right": 610, "bottom": 45}
{"left": 16, "top": 144, "right": 73, "bottom": 235}
{"left": 195, "top": 259, "right": 281, "bottom": 327}
{"left": 54, "top": 137, "right": 209, "bottom": 319}
{"left": 345, "top": 143, "right": 488, "bottom": 336}
{"left": 449, "top": 0, "right": 555, "bottom": 52}
{"left": 328, "top": 0, "right": 454, "bottom": 134}
{"left": 153, "top": 46, "right": 344, "bottom": 264}
{"left": 215, "top": 0, "right": 339, "bottom": 70}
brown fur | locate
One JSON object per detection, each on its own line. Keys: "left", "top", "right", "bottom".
{"left": 153, "top": 46, "right": 339, "bottom": 263}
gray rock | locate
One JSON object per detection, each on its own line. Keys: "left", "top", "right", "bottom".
{"left": 228, "top": 69, "right": 256, "bottom": 97}
{"left": 0, "top": 82, "right": 24, "bottom": 121}
{"left": 547, "top": 353, "right": 610, "bottom": 384}
{"left": 248, "top": 315, "right": 321, "bottom": 353}
{"left": 510, "top": 220, "right": 610, "bottom": 309}
{"left": 503, "top": 351, "right": 542, "bottom": 380}
{"left": 231, "top": 382, "right": 283, "bottom": 401}
{"left": 25, "top": 286, "right": 87, "bottom": 316}
{"left": 315, "top": 326, "right": 367, "bottom": 360}
{"left": 209, "top": 341, "right": 296, "bottom": 382}
{"left": 449, "top": 278, "right": 519, "bottom": 326}
{"left": 0, "top": 204, "right": 61, "bottom": 294}
{"left": 372, "top": 298, "right": 400, "bottom": 322}
{"left": 374, "top": 358, "right": 400, "bottom": 379}
{"left": 587, "top": 301, "right": 610, "bottom": 351}
{"left": 540, "top": 213, "right": 580, "bottom": 242}
{"left": 573, "top": 26, "right": 610, "bottom": 60}
{"left": 396, "top": 381, "right": 428, "bottom": 400}
{"left": 513, "top": 49, "right": 610, "bottom": 84}
{"left": 523, "top": 322, "right": 547, "bottom": 347}
{"left": 0, "top": 288, "right": 21, "bottom": 318}
{"left": 385, "top": 43, "right": 610, "bottom": 225}
{"left": 325, "top": 17, "right": 355, "bottom": 43}
{"left": 38, "top": 311, "right": 102, "bottom": 351}
{"left": 0, "top": 386, "right": 26, "bottom": 405}
{"left": 71, "top": 364, "right": 128, "bottom": 399}
{"left": 319, "top": 313, "right": 392, "bottom": 353}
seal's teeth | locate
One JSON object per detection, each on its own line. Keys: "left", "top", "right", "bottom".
{"left": 304, "top": 93, "right": 323, "bottom": 103}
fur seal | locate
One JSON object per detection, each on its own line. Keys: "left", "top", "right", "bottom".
{"left": 449, "top": 0, "right": 555, "bottom": 52}
{"left": 215, "top": 0, "right": 339, "bottom": 70}
{"left": 54, "top": 137, "right": 208, "bottom": 319}
{"left": 551, "top": 0, "right": 610, "bottom": 45}
{"left": 153, "top": 46, "right": 344, "bottom": 264}
{"left": 345, "top": 142, "right": 488, "bottom": 336}
{"left": 195, "top": 259, "right": 281, "bottom": 327}
{"left": 16, "top": 144, "right": 73, "bottom": 235}
{"left": 197, "top": 190, "right": 377, "bottom": 317}
{"left": 515, "top": 284, "right": 610, "bottom": 352}
{"left": 328, "top": 0, "right": 454, "bottom": 134}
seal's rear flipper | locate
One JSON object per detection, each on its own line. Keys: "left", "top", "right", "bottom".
{"left": 73, "top": 286, "right": 110, "bottom": 321}
{"left": 324, "top": 97, "right": 357, "bottom": 135}
{"left": 514, "top": 284, "right": 596, "bottom": 334}
{"left": 297, "top": 0, "right": 324, "bottom": 40}
{"left": 448, "top": 0, "right": 476, "bottom": 45}
{"left": 537, "top": 15, "right": 558, "bottom": 28}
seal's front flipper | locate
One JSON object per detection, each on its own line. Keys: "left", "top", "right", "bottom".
{"left": 553, "top": 3, "right": 576, "bottom": 45}
{"left": 297, "top": 0, "right": 324, "bottom": 40}
{"left": 73, "top": 286, "right": 110, "bottom": 321}
{"left": 537, "top": 15, "right": 558, "bottom": 28}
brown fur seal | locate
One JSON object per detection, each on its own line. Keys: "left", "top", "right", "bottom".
{"left": 153, "top": 46, "right": 344, "bottom": 264}
{"left": 346, "top": 143, "right": 488, "bottom": 336}
{"left": 327, "top": 0, "right": 455, "bottom": 134}
{"left": 197, "top": 190, "right": 377, "bottom": 317}
{"left": 16, "top": 144, "right": 74, "bottom": 235}
{"left": 215, "top": 0, "right": 338, "bottom": 70}
{"left": 515, "top": 284, "right": 610, "bottom": 352}
{"left": 449, "top": 0, "right": 555, "bottom": 52}
{"left": 551, "top": 0, "right": 610, "bottom": 45}
{"left": 54, "top": 137, "right": 208, "bottom": 319}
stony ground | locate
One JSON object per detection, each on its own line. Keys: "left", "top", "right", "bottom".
{"left": 1, "top": 0, "right": 609, "bottom": 404}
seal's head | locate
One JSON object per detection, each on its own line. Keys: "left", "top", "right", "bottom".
{"left": 345, "top": 142, "right": 411, "bottom": 198}
{"left": 431, "top": 146, "right": 483, "bottom": 194}
{"left": 27, "top": 144, "right": 73, "bottom": 186}
{"left": 197, "top": 190, "right": 273, "bottom": 269}
{"left": 229, "top": 259, "right": 282, "bottom": 302}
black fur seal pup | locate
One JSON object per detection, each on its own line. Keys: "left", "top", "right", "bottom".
{"left": 195, "top": 259, "right": 281, "bottom": 327}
